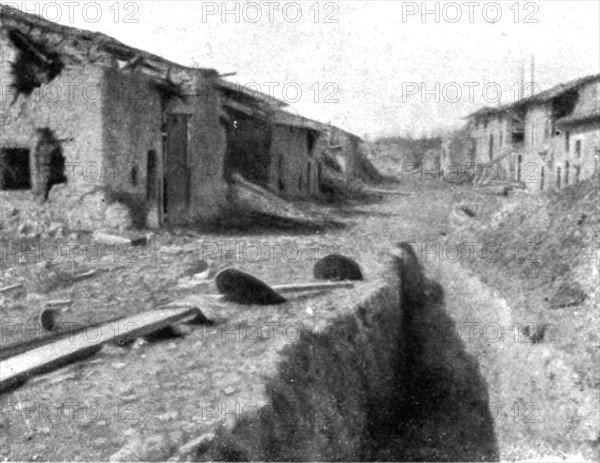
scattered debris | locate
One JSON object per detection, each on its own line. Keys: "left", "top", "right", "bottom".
{"left": 177, "top": 269, "right": 211, "bottom": 289}
{"left": 181, "top": 260, "right": 210, "bottom": 278}
{"left": 167, "top": 432, "right": 216, "bottom": 462}
{"left": 229, "top": 173, "right": 339, "bottom": 229}
{"left": 223, "top": 385, "right": 237, "bottom": 396}
{"left": 0, "top": 306, "right": 204, "bottom": 393}
{"left": 0, "top": 283, "right": 23, "bottom": 293}
{"left": 92, "top": 231, "right": 133, "bottom": 246}
{"left": 74, "top": 269, "right": 98, "bottom": 281}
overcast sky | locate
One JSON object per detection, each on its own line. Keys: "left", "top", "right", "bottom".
{"left": 4, "top": 1, "right": 599, "bottom": 138}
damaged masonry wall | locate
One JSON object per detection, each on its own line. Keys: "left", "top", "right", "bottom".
{"left": 0, "top": 27, "right": 110, "bottom": 230}
{"left": 1, "top": 5, "right": 229, "bottom": 231}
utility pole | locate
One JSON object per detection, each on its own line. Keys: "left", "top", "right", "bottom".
{"left": 530, "top": 54, "right": 535, "bottom": 96}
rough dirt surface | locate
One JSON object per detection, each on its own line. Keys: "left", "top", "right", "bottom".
{"left": 1, "top": 172, "right": 598, "bottom": 461}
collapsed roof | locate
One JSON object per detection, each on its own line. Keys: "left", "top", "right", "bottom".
{"left": 465, "top": 73, "right": 600, "bottom": 121}
{"left": 0, "top": 3, "right": 218, "bottom": 95}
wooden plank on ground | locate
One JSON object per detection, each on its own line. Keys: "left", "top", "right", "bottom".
{"left": 0, "top": 306, "right": 200, "bottom": 393}
{"left": 273, "top": 281, "right": 355, "bottom": 293}
{"left": 0, "top": 283, "right": 23, "bottom": 293}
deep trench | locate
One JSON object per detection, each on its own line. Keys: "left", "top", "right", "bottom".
{"left": 200, "top": 247, "right": 499, "bottom": 462}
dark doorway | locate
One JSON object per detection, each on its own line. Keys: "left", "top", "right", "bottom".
{"left": 517, "top": 154, "right": 522, "bottom": 182}
{"left": 223, "top": 111, "right": 271, "bottom": 187}
{"left": 0, "top": 147, "right": 31, "bottom": 190}
{"left": 164, "top": 114, "right": 190, "bottom": 223}
{"left": 147, "top": 149, "right": 157, "bottom": 200}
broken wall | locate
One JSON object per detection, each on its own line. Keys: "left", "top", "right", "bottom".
{"left": 0, "top": 29, "right": 112, "bottom": 231}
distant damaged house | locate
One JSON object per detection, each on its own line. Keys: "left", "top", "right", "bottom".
{"left": 216, "top": 83, "right": 380, "bottom": 199}
{"left": 464, "top": 73, "right": 600, "bottom": 191}
{"left": 216, "top": 84, "right": 322, "bottom": 198}
{"left": 0, "top": 4, "right": 227, "bottom": 229}
{"left": 519, "top": 74, "right": 600, "bottom": 191}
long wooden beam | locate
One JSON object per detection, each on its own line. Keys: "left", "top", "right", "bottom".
{"left": 0, "top": 306, "right": 201, "bottom": 393}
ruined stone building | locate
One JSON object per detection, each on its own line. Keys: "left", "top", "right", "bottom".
{"left": 463, "top": 73, "right": 600, "bottom": 191}
{"left": 1, "top": 4, "right": 226, "bottom": 229}
{"left": 1, "top": 5, "right": 377, "bottom": 231}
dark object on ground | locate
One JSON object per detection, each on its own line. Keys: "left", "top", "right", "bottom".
{"left": 313, "top": 254, "right": 364, "bottom": 281}
{"left": 460, "top": 205, "right": 477, "bottom": 218}
{"left": 215, "top": 268, "right": 287, "bottom": 305}
{"left": 39, "top": 307, "right": 56, "bottom": 331}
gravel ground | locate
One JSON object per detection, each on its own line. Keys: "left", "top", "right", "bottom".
{"left": 1, "top": 176, "right": 597, "bottom": 461}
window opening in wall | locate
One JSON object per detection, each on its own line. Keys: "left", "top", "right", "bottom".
{"left": 556, "top": 166, "right": 561, "bottom": 188}
{"left": 307, "top": 131, "right": 317, "bottom": 156}
{"left": 131, "top": 165, "right": 138, "bottom": 186}
{"left": 565, "top": 131, "right": 570, "bottom": 153}
{"left": 575, "top": 140, "right": 582, "bottom": 158}
{"left": 575, "top": 165, "right": 581, "bottom": 183}
{"left": 540, "top": 166, "right": 545, "bottom": 190}
{"left": 565, "top": 161, "right": 570, "bottom": 185}
{"left": 0, "top": 147, "right": 31, "bottom": 190}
